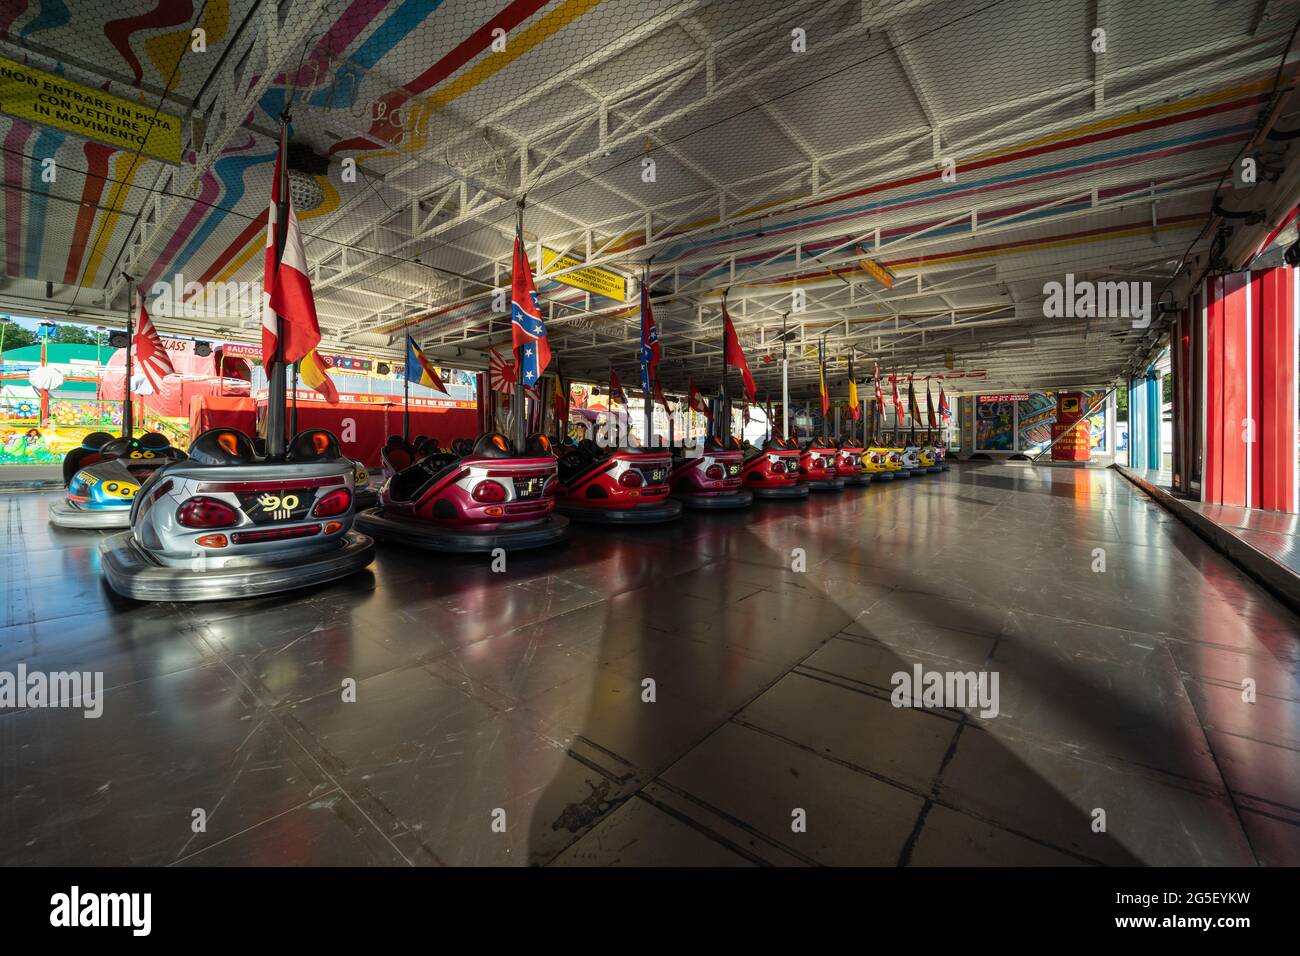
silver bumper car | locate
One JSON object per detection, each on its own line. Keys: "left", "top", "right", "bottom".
{"left": 100, "top": 427, "right": 374, "bottom": 602}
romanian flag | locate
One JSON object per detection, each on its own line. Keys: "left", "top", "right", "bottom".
{"left": 405, "top": 335, "right": 447, "bottom": 393}
{"left": 926, "top": 379, "right": 937, "bottom": 429}
{"left": 553, "top": 359, "right": 569, "bottom": 427}
{"left": 818, "top": 339, "right": 829, "bottom": 418}
{"left": 299, "top": 348, "right": 337, "bottom": 404}
{"left": 847, "top": 354, "right": 860, "bottom": 420}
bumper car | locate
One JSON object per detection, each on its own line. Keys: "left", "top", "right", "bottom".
{"left": 834, "top": 441, "right": 871, "bottom": 486}
{"left": 919, "top": 444, "right": 943, "bottom": 474}
{"left": 555, "top": 439, "right": 683, "bottom": 523}
{"left": 740, "top": 436, "right": 809, "bottom": 499}
{"left": 357, "top": 432, "right": 568, "bottom": 552}
{"left": 886, "top": 446, "right": 912, "bottom": 478}
{"left": 50, "top": 432, "right": 187, "bottom": 530}
{"left": 862, "top": 445, "right": 895, "bottom": 481}
{"left": 799, "top": 436, "right": 845, "bottom": 491}
{"left": 902, "top": 445, "right": 926, "bottom": 476}
{"left": 670, "top": 435, "right": 753, "bottom": 509}
{"left": 100, "top": 427, "right": 375, "bottom": 602}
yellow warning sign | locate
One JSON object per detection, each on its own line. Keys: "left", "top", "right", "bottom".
{"left": 0, "top": 57, "right": 183, "bottom": 164}
{"left": 540, "top": 248, "right": 628, "bottom": 302}
{"left": 857, "top": 257, "right": 896, "bottom": 289}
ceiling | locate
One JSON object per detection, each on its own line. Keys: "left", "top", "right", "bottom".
{"left": 2, "top": 0, "right": 1299, "bottom": 399}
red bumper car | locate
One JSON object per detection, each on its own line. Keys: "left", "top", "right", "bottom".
{"left": 670, "top": 435, "right": 753, "bottom": 510}
{"left": 799, "top": 436, "right": 845, "bottom": 491}
{"left": 356, "top": 432, "right": 568, "bottom": 551}
{"left": 740, "top": 436, "right": 808, "bottom": 499}
{"left": 834, "top": 440, "right": 872, "bottom": 486}
{"left": 555, "top": 440, "right": 683, "bottom": 524}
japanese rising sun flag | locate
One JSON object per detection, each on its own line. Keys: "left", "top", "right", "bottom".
{"left": 131, "top": 294, "right": 174, "bottom": 394}
{"left": 891, "top": 372, "right": 903, "bottom": 425}
{"left": 873, "top": 364, "right": 885, "bottom": 418}
{"left": 510, "top": 230, "right": 551, "bottom": 386}
{"left": 299, "top": 348, "right": 338, "bottom": 404}
{"left": 262, "top": 132, "right": 322, "bottom": 368}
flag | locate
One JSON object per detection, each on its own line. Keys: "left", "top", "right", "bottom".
{"left": 688, "top": 378, "right": 712, "bottom": 420}
{"left": 609, "top": 367, "right": 627, "bottom": 406}
{"left": 488, "top": 346, "right": 516, "bottom": 394}
{"left": 926, "top": 379, "right": 937, "bottom": 429}
{"left": 263, "top": 132, "right": 322, "bottom": 367}
{"left": 639, "top": 275, "right": 661, "bottom": 399}
{"left": 131, "top": 294, "right": 174, "bottom": 394}
{"left": 742, "top": 395, "right": 750, "bottom": 426}
{"left": 553, "top": 361, "right": 569, "bottom": 427}
{"left": 938, "top": 385, "right": 951, "bottom": 421}
{"left": 510, "top": 230, "right": 551, "bottom": 386}
{"left": 891, "top": 372, "right": 902, "bottom": 425}
{"left": 818, "top": 339, "right": 829, "bottom": 419}
{"left": 907, "top": 376, "right": 919, "bottom": 441}
{"left": 652, "top": 374, "right": 670, "bottom": 416}
{"left": 406, "top": 336, "right": 447, "bottom": 394}
{"left": 873, "top": 363, "right": 885, "bottom": 415}
{"left": 299, "top": 348, "right": 338, "bottom": 403}
{"left": 847, "top": 354, "right": 860, "bottom": 420}
{"left": 721, "top": 301, "right": 756, "bottom": 401}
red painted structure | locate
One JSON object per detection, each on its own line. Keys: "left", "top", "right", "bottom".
{"left": 1189, "top": 267, "right": 1298, "bottom": 511}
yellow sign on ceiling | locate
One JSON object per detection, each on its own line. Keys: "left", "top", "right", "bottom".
{"left": 540, "top": 247, "right": 628, "bottom": 302}
{"left": 0, "top": 56, "right": 183, "bottom": 164}
{"left": 858, "top": 257, "right": 896, "bottom": 289}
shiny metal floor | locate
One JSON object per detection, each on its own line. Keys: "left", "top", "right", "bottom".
{"left": 2, "top": 465, "right": 1297, "bottom": 866}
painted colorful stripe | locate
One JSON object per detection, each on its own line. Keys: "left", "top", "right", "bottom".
{"left": 3, "top": 121, "right": 34, "bottom": 277}
{"left": 63, "top": 143, "right": 116, "bottom": 284}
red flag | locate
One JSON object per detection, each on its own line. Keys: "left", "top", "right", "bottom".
{"left": 263, "top": 135, "right": 322, "bottom": 366}
{"left": 652, "top": 374, "right": 670, "bottom": 416}
{"left": 131, "top": 295, "right": 174, "bottom": 394}
{"left": 688, "top": 378, "right": 712, "bottom": 420}
{"left": 609, "top": 367, "right": 627, "bottom": 406}
{"left": 721, "top": 301, "right": 756, "bottom": 401}
{"left": 259, "top": 145, "right": 284, "bottom": 368}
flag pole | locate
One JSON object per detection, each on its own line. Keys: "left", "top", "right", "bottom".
{"left": 266, "top": 114, "right": 291, "bottom": 459}
{"left": 121, "top": 273, "right": 135, "bottom": 439}
{"left": 290, "top": 361, "right": 299, "bottom": 434}
{"left": 642, "top": 265, "right": 653, "bottom": 447}
{"left": 719, "top": 289, "right": 731, "bottom": 440}
{"left": 780, "top": 311, "right": 789, "bottom": 439}
{"left": 513, "top": 200, "right": 526, "bottom": 450}
{"left": 403, "top": 343, "right": 410, "bottom": 443}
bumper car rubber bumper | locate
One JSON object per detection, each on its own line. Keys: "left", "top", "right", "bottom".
{"left": 353, "top": 487, "right": 380, "bottom": 512}
{"left": 805, "top": 477, "right": 846, "bottom": 491}
{"left": 48, "top": 499, "right": 131, "bottom": 530}
{"left": 100, "top": 530, "right": 375, "bottom": 602}
{"left": 557, "top": 497, "right": 683, "bottom": 524}
{"left": 355, "top": 508, "right": 568, "bottom": 552}
{"left": 926, "top": 465, "right": 943, "bottom": 473}
{"left": 673, "top": 489, "right": 753, "bottom": 510}
{"left": 844, "top": 474, "right": 872, "bottom": 486}
{"left": 892, "top": 470, "right": 912, "bottom": 479}
{"left": 870, "top": 472, "right": 894, "bottom": 481}
{"left": 751, "top": 483, "right": 810, "bottom": 499}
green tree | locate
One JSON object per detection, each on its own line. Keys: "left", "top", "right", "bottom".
{"left": 52, "top": 323, "right": 97, "bottom": 345}
{"left": 0, "top": 320, "right": 38, "bottom": 353}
